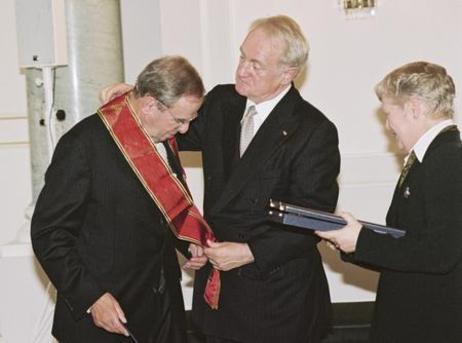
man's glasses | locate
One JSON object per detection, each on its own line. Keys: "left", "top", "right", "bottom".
{"left": 156, "top": 100, "right": 197, "bottom": 125}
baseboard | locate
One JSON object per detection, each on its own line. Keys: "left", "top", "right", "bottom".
{"left": 185, "top": 301, "right": 374, "bottom": 343}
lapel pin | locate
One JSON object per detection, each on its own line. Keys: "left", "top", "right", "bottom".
{"left": 403, "top": 186, "right": 411, "bottom": 198}
{"left": 282, "top": 130, "right": 288, "bottom": 136}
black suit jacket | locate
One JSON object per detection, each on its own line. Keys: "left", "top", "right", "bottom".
{"left": 31, "top": 114, "right": 188, "bottom": 343}
{"left": 354, "top": 127, "right": 462, "bottom": 342}
{"left": 178, "top": 85, "right": 340, "bottom": 343}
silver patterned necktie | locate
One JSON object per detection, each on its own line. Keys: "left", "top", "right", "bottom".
{"left": 240, "top": 105, "right": 257, "bottom": 157}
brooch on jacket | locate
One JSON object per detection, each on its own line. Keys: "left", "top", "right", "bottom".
{"left": 403, "top": 186, "right": 411, "bottom": 199}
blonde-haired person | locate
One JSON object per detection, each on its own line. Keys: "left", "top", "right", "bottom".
{"left": 317, "top": 61, "right": 462, "bottom": 342}
{"left": 103, "top": 15, "right": 340, "bottom": 343}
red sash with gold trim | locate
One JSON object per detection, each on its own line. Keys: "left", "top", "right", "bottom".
{"left": 97, "top": 93, "right": 220, "bottom": 309}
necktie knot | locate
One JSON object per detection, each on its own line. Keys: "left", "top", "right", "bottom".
{"left": 241, "top": 105, "right": 257, "bottom": 123}
{"left": 240, "top": 105, "right": 258, "bottom": 157}
{"left": 398, "top": 150, "right": 416, "bottom": 187}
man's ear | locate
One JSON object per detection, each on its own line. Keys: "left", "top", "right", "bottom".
{"left": 282, "top": 67, "right": 298, "bottom": 85}
{"left": 140, "top": 96, "right": 157, "bottom": 114}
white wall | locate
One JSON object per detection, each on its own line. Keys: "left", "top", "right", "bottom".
{"left": 0, "top": 1, "right": 34, "bottom": 341}
{"left": 120, "top": 0, "right": 462, "bottom": 304}
{"left": 1, "top": 0, "right": 462, "bottom": 340}
{"left": 0, "top": 0, "right": 31, "bottom": 246}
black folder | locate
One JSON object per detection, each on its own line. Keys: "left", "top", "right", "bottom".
{"left": 268, "top": 200, "right": 406, "bottom": 238}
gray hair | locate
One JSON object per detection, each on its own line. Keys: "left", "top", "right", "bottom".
{"left": 250, "top": 15, "right": 309, "bottom": 71}
{"left": 134, "top": 55, "right": 204, "bottom": 106}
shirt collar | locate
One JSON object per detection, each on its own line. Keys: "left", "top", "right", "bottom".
{"left": 409, "top": 119, "right": 454, "bottom": 162}
{"left": 244, "top": 85, "right": 291, "bottom": 123}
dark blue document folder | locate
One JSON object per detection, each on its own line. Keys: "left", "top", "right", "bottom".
{"left": 268, "top": 200, "right": 406, "bottom": 238}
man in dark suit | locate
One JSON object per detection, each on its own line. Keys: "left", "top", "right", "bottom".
{"left": 101, "top": 15, "right": 340, "bottom": 343}
{"left": 179, "top": 15, "right": 340, "bottom": 343}
{"left": 31, "top": 56, "right": 208, "bottom": 343}
{"left": 317, "top": 61, "right": 462, "bottom": 342}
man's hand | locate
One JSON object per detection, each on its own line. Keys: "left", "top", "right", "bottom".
{"left": 204, "top": 240, "right": 255, "bottom": 271}
{"left": 315, "top": 212, "right": 362, "bottom": 253}
{"left": 90, "top": 292, "right": 129, "bottom": 336}
{"left": 99, "top": 83, "right": 133, "bottom": 104}
{"left": 183, "top": 243, "right": 208, "bottom": 270}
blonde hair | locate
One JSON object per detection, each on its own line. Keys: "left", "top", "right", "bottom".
{"left": 375, "top": 61, "right": 455, "bottom": 119}
{"left": 250, "top": 15, "right": 309, "bottom": 71}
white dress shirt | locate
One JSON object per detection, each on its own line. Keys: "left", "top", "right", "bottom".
{"left": 243, "top": 85, "right": 291, "bottom": 135}
{"left": 405, "top": 119, "right": 455, "bottom": 164}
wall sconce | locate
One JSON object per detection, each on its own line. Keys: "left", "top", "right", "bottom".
{"left": 342, "top": 0, "right": 377, "bottom": 18}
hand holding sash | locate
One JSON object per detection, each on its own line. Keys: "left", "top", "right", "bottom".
{"left": 183, "top": 243, "right": 208, "bottom": 270}
{"left": 204, "top": 240, "right": 255, "bottom": 271}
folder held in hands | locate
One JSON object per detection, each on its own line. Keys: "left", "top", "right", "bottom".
{"left": 267, "top": 200, "right": 406, "bottom": 238}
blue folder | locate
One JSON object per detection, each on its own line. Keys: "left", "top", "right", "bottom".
{"left": 268, "top": 200, "right": 406, "bottom": 238}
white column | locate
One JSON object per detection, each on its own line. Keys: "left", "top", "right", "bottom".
{"left": 0, "top": 1, "right": 124, "bottom": 342}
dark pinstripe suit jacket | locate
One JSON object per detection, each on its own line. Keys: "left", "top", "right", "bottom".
{"left": 31, "top": 114, "right": 188, "bottom": 343}
{"left": 178, "top": 84, "right": 340, "bottom": 343}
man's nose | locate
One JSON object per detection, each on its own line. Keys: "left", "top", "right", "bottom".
{"left": 237, "top": 60, "right": 251, "bottom": 77}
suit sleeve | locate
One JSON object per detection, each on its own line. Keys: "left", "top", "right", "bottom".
{"left": 354, "top": 146, "right": 462, "bottom": 274}
{"left": 247, "top": 120, "right": 340, "bottom": 273}
{"left": 177, "top": 94, "right": 209, "bottom": 152}
{"left": 31, "top": 131, "right": 105, "bottom": 320}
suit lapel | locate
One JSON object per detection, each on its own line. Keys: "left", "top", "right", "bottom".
{"left": 163, "top": 141, "right": 190, "bottom": 192}
{"left": 386, "top": 126, "right": 459, "bottom": 226}
{"left": 222, "top": 97, "right": 246, "bottom": 176}
{"left": 211, "top": 87, "right": 301, "bottom": 213}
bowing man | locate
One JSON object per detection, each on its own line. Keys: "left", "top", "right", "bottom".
{"left": 31, "top": 56, "right": 210, "bottom": 343}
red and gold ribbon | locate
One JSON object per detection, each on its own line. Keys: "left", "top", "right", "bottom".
{"left": 98, "top": 93, "right": 220, "bottom": 309}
